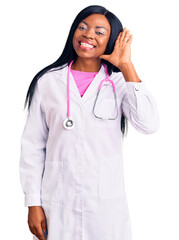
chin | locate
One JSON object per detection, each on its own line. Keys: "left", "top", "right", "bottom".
{"left": 76, "top": 52, "right": 98, "bottom": 59}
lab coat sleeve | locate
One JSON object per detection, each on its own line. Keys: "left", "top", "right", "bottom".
{"left": 19, "top": 80, "right": 48, "bottom": 207}
{"left": 121, "top": 80, "right": 160, "bottom": 134}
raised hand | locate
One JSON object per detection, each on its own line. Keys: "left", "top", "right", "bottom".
{"left": 99, "top": 27, "right": 133, "bottom": 69}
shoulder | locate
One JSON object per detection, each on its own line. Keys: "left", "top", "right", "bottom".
{"left": 110, "top": 71, "right": 126, "bottom": 86}
{"left": 37, "top": 64, "right": 68, "bottom": 87}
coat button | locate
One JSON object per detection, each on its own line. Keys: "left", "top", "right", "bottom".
{"left": 135, "top": 86, "right": 140, "bottom": 91}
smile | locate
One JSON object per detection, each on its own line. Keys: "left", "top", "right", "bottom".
{"left": 78, "top": 41, "right": 95, "bottom": 50}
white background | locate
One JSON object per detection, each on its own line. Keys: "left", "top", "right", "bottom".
{"left": 0, "top": 0, "right": 179, "bottom": 239}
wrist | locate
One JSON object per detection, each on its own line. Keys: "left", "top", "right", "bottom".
{"left": 118, "top": 60, "right": 141, "bottom": 83}
{"left": 118, "top": 60, "right": 133, "bottom": 72}
{"left": 28, "top": 206, "right": 42, "bottom": 209}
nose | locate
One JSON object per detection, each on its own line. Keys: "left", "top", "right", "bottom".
{"left": 83, "top": 29, "right": 94, "bottom": 39}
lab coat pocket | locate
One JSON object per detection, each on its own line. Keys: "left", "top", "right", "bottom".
{"left": 61, "top": 156, "right": 76, "bottom": 210}
{"left": 41, "top": 161, "right": 63, "bottom": 202}
{"left": 99, "top": 157, "right": 123, "bottom": 199}
{"left": 94, "top": 98, "right": 120, "bottom": 129}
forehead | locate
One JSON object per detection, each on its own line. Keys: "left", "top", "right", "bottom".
{"left": 81, "top": 13, "right": 111, "bottom": 30}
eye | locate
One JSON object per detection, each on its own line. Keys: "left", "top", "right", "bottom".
{"left": 78, "top": 26, "right": 86, "bottom": 30}
{"left": 96, "top": 31, "right": 104, "bottom": 35}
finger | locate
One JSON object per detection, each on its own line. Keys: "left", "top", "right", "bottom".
{"left": 29, "top": 227, "right": 40, "bottom": 240}
{"left": 29, "top": 225, "right": 36, "bottom": 236}
{"left": 123, "top": 30, "right": 130, "bottom": 42}
{"left": 115, "top": 28, "right": 127, "bottom": 42}
{"left": 35, "top": 225, "right": 45, "bottom": 240}
{"left": 117, "top": 31, "right": 122, "bottom": 40}
{"left": 120, "top": 27, "right": 128, "bottom": 41}
{"left": 122, "top": 27, "right": 127, "bottom": 32}
{"left": 127, "top": 34, "right": 133, "bottom": 44}
{"left": 113, "top": 31, "right": 123, "bottom": 51}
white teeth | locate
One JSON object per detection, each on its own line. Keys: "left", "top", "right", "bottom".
{"left": 80, "top": 42, "right": 94, "bottom": 48}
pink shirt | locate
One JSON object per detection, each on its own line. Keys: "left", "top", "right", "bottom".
{"left": 71, "top": 69, "right": 98, "bottom": 97}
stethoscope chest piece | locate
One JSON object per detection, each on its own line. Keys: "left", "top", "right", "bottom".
{"left": 63, "top": 118, "right": 75, "bottom": 130}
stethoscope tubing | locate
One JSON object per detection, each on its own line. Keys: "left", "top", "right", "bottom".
{"left": 63, "top": 60, "right": 118, "bottom": 129}
{"left": 67, "top": 60, "right": 74, "bottom": 118}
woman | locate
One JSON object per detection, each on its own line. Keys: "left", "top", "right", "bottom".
{"left": 19, "top": 5, "right": 159, "bottom": 240}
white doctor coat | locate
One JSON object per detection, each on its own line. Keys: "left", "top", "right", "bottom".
{"left": 19, "top": 63, "right": 159, "bottom": 240}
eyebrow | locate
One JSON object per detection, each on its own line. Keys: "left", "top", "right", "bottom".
{"left": 81, "top": 21, "right": 108, "bottom": 31}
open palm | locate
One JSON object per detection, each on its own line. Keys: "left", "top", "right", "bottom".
{"left": 99, "top": 27, "right": 133, "bottom": 69}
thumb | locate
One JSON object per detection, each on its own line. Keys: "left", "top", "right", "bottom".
{"left": 98, "top": 54, "right": 110, "bottom": 61}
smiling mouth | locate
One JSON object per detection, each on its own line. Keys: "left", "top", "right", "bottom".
{"left": 78, "top": 41, "right": 96, "bottom": 49}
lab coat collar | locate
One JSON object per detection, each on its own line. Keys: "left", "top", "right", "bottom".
{"left": 57, "top": 63, "right": 108, "bottom": 105}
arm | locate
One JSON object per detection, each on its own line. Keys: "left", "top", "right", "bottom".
{"left": 19, "top": 80, "right": 48, "bottom": 239}
{"left": 99, "top": 28, "right": 159, "bottom": 133}
{"left": 121, "top": 78, "right": 159, "bottom": 134}
{"left": 119, "top": 61, "right": 159, "bottom": 134}
{"left": 19, "top": 80, "right": 48, "bottom": 207}
{"left": 119, "top": 60, "right": 141, "bottom": 83}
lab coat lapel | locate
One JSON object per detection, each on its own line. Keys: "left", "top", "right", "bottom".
{"left": 59, "top": 64, "right": 108, "bottom": 105}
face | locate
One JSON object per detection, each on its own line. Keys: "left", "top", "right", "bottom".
{"left": 72, "top": 13, "right": 111, "bottom": 59}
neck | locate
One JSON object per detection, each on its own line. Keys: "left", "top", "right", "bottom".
{"left": 71, "top": 57, "right": 101, "bottom": 72}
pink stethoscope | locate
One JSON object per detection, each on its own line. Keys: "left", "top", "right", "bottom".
{"left": 63, "top": 60, "right": 119, "bottom": 130}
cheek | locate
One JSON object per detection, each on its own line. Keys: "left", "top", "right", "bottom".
{"left": 98, "top": 38, "right": 109, "bottom": 51}
{"left": 73, "top": 31, "right": 79, "bottom": 45}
